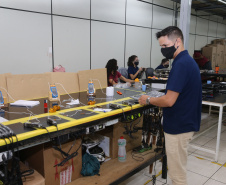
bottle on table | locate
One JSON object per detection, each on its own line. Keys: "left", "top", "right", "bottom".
{"left": 118, "top": 136, "right": 126, "bottom": 162}
{"left": 88, "top": 79, "right": 94, "bottom": 95}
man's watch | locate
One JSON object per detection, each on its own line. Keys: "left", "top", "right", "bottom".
{"left": 146, "top": 96, "right": 151, "bottom": 105}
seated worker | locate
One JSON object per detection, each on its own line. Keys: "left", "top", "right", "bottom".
{"left": 193, "top": 50, "right": 212, "bottom": 70}
{"left": 105, "top": 59, "right": 134, "bottom": 86}
{"left": 127, "top": 55, "right": 145, "bottom": 79}
{"left": 155, "top": 58, "right": 169, "bottom": 70}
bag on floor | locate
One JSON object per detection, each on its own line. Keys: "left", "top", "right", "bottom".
{"left": 81, "top": 153, "right": 100, "bottom": 176}
{"left": 53, "top": 65, "right": 65, "bottom": 72}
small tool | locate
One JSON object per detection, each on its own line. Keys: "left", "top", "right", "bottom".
{"left": 117, "top": 91, "right": 122, "bottom": 95}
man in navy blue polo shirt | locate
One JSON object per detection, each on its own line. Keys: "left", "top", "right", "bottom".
{"left": 139, "top": 26, "right": 202, "bottom": 185}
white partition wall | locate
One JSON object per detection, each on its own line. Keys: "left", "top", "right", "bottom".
{"left": 151, "top": 29, "right": 163, "bottom": 69}
{"left": 0, "top": 8, "right": 52, "bottom": 74}
{"left": 52, "top": 0, "right": 90, "bottom": 18}
{"left": 53, "top": 16, "right": 90, "bottom": 72}
{"left": 127, "top": 0, "right": 152, "bottom": 28}
{"left": 91, "top": 0, "right": 126, "bottom": 24}
{"left": 0, "top": 1, "right": 226, "bottom": 74}
{"left": 91, "top": 21, "right": 125, "bottom": 69}
{"left": 125, "top": 26, "right": 151, "bottom": 68}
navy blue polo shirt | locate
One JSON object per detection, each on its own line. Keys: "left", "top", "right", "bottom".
{"left": 128, "top": 66, "right": 139, "bottom": 79}
{"left": 156, "top": 64, "right": 165, "bottom": 70}
{"left": 163, "top": 50, "right": 202, "bottom": 134}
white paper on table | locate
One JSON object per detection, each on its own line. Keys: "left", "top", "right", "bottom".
{"left": 10, "top": 100, "right": 40, "bottom": 107}
{"left": 66, "top": 99, "right": 80, "bottom": 105}
{"left": 0, "top": 117, "right": 8, "bottom": 123}
{"left": 93, "top": 108, "right": 112, "bottom": 112}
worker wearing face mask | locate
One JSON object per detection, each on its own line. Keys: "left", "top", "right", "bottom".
{"left": 127, "top": 55, "right": 144, "bottom": 80}
{"left": 105, "top": 59, "right": 134, "bottom": 86}
{"left": 156, "top": 58, "right": 170, "bottom": 70}
{"left": 139, "top": 26, "right": 202, "bottom": 185}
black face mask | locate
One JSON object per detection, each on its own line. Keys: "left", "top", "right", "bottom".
{"left": 161, "top": 41, "right": 178, "bottom": 59}
{"left": 134, "top": 61, "right": 139, "bottom": 66}
{"left": 164, "top": 65, "right": 169, "bottom": 68}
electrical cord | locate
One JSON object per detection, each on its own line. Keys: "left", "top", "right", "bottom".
{"left": 0, "top": 87, "right": 16, "bottom": 102}
{"left": 54, "top": 138, "right": 82, "bottom": 167}
{"left": 92, "top": 79, "right": 106, "bottom": 95}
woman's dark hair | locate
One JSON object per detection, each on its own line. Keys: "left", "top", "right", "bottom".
{"left": 105, "top": 59, "right": 117, "bottom": 80}
{"left": 161, "top": 58, "right": 169, "bottom": 65}
{"left": 127, "top": 55, "right": 137, "bottom": 67}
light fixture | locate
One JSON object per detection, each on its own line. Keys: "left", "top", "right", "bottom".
{"left": 218, "top": 0, "right": 226, "bottom": 4}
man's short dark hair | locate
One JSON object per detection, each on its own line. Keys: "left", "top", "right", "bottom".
{"left": 156, "top": 26, "right": 184, "bottom": 43}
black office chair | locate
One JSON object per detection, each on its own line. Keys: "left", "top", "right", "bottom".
{"left": 118, "top": 67, "right": 128, "bottom": 83}
{"left": 145, "top": 68, "right": 154, "bottom": 78}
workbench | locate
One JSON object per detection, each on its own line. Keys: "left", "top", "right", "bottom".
{"left": 0, "top": 87, "right": 163, "bottom": 184}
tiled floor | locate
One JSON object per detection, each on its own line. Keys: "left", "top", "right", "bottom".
{"left": 119, "top": 113, "right": 226, "bottom": 185}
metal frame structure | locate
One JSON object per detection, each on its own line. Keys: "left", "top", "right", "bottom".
{"left": 172, "top": 0, "right": 226, "bottom": 20}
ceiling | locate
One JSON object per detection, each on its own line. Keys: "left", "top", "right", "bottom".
{"left": 172, "top": 0, "right": 226, "bottom": 20}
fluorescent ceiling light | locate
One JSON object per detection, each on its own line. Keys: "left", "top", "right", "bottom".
{"left": 218, "top": 0, "right": 226, "bottom": 4}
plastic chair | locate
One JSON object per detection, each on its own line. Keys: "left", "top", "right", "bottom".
{"left": 118, "top": 67, "right": 128, "bottom": 83}
{"left": 145, "top": 68, "right": 154, "bottom": 78}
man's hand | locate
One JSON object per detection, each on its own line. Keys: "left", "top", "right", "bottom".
{"left": 139, "top": 95, "right": 149, "bottom": 105}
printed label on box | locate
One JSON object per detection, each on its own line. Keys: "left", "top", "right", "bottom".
{"left": 60, "top": 165, "right": 72, "bottom": 185}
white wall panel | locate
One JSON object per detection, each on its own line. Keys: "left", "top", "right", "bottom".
{"left": 208, "top": 21, "right": 217, "bottom": 37}
{"left": 91, "top": 0, "right": 125, "bottom": 24}
{"left": 153, "top": 0, "right": 174, "bottom": 9}
{"left": 53, "top": 16, "right": 90, "bottom": 73}
{"left": 0, "top": 9, "right": 52, "bottom": 74}
{"left": 209, "top": 15, "right": 219, "bottom": 22}
{"left": 152, "top": 6, "right": 173, "bottom": 29}
{"left": 188, "top": 34, "right": 195, "bottom": 56}
{"left": 151, "top": 29, "right": 163, "bottom": 69}
{"left": 217, "top": 23, "right": 226, "bottom": 38}
{"left": 125, "top": 26, "right": 151, "bottom": 68}
{"left": 53, "top": 0, "right": 90, "bottom": 19}
{"left": 195, "top": 36, "right": 207, "bottom": 50}
{"left": 127, "top": 0, "right": 152, "bottom": 27}
{"left": 91, "top": 21, "right": 125, "bottom": 69}
{"left": 190, "top": 16, "right": 196, "bottom": 34}
{"left": 196, "top": 17, "right": 208, "bottom": 36}
{"left": 0, "top": 0, "right": 51, "bottom": 13}
{"left": 142, "top": 0, "right": 152, "bottom": 3}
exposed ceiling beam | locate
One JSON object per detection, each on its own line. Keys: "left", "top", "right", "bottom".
{"left": 195, "top": 5, "right": 226, "bottom": 11}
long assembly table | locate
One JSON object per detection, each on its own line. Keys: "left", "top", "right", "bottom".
{"left": 0, "top": 87, "right": 164, "bottom": 184}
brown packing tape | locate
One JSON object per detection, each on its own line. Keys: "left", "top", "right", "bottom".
{"left": 78, "top": 68, "right": 107, "bottom": 91}
{"left": 46, "top": 72, "right": 79, "bottom": 94}
{"left": 6, "top": 73, "right": 51, "bottom": 101}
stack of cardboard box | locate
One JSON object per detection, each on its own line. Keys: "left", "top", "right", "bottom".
{"left": 202, "top": 39, "right": 226, "bottom": 69}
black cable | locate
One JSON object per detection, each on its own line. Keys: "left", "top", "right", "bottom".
{"left": 14, "top": 134, "right": 20, "bottom": 159}
{"left": 131, "top": 150, "right": 155, "bottom": 162}
{"left": 54, "top": 124, "right": 66, "bottom": 159}
{"left": 54, "top": 138, "right": 82, "bottom": 167}
{"left": 21, "top": 169, "right": 34, "bottom": 177}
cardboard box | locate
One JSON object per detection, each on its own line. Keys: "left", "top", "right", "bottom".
{"left": 202, "top": 46, "right": 217, "bottom": 69}
{"left": 98, "top": 116, "right": 143, "bottom": 159}
{"left": 206, "top": 44, "right": 224, "bottom": 67}
{"left": 20, "top": 162, "right": 45, "bottom": 185}
{"left": 212, "top": 39, "right": 226, "bottom": 45}
{"left": 22, "top": 139, "right": 82, "bottom": 185}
